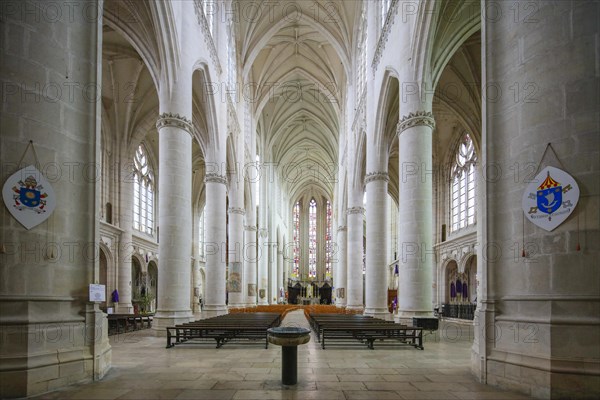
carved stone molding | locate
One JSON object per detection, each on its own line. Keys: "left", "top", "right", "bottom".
{"left": 193, "top": 1, "right": 222, "bottom": 74}
{"left": 337, "top": 225, "right": 347, "bottom": 232}
{"left": 228, "top": 207, "right": 245, "bottom": 215}
{"left": 204, "top": 173, "right": 227, "bottom": 185}
{"left": 156, "top": 113, "right": 193, "bottom": 134}
{"left": 244, "top": 225, "right": 257, "bottom": 231}
{"left": 347, "top": 207, "right": 365, "bottom": 215}
{"left": 372, "top": 0, "right": 399, "bottom": 73}
{"left": 365, "top": 171, "right": 389, "bottom": 184}
{"left": 259, "top": 228, "right": 268, "bottom": 238}
{"left": 397, "top": 111, "right": 436, "bottom": 134}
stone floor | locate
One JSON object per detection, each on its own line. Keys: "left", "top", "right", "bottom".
{"left": 32, "top": 311, "right": 533, "bottom": 400}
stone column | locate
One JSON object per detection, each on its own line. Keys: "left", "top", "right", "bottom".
{"left": 364, "top": 172, "right": 390, "bottom": 317}
{"left": 336, "top": 225, "right": 347, "bottom": 307}
{"left": 257, "top": 227, "right": 269, "bottom": 305}
{"left": 227, "top": 206, "right": 245, "bottom": 308}
{"left": 277, "top": 248, "right": 284, "bottom": 302}
{"left": 346, "top": 203, "right": 365, "bottom": 310}
{"left": 257, "top": 172, "right": 269, "bottom": 304}
{"left": 116, "top": 156, "right": 134, "bottom": 313}
{"left": 153, "top": 113, "right": 194, "bottom": 330}
{"left": 244, "top": 222, "right": 257, "bottom": 306}
{"left": 191, "top": 210, "right": 201, "bottom": 314}
{"left": 203, "top": 173, "right": 228, "bottom": 316}
{"left": 395, "top": 111, "right": 435, "bottom": 322}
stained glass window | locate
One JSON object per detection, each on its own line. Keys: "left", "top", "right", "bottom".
{"left": 308, "top": 199, "right": 317, "bottom": 278}
{"left": 292, "top": 201, "right": 301, "bottom": 278}
{"left": 325, "top": 200, "right": 333, "bottom": 278}
{"left": 133, "top": 144, "right": 154, "bottom": 235}
{"left": 451, "top": 133, "right": 477, "bottom": 232}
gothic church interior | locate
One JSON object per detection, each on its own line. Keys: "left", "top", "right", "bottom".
{"left": 0, "top": 1, "right": 598, "bottom": 399}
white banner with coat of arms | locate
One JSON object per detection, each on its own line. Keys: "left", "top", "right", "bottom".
{"left": 2, "top": 165, "right": 56, "bottom": 230}
{"left": 522, "top": 166, "right": 579, "bottom": 232}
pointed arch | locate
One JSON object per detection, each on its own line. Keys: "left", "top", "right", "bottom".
{"left": 192, "top": 62, "right": 220, "bottom": 159}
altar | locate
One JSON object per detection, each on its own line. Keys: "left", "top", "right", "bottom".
{"left": 287, "top": 279, "right": 332, "bottom": 305}
{"left": 297, "top": 297, "right": 320, "bottom": 305}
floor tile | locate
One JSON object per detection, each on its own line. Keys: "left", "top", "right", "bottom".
{"left": 29, "top": 311, "right": 534, "bottom": 400}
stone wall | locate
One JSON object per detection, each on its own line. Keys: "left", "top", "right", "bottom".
{"left": 476, "top": 1, "right": 600, "bottom": 398}
{"left": 0, "top": 1, "right": 110, "bottom": 397}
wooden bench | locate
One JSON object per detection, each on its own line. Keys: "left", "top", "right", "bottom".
{"left": 308, "top": 314, "right": 376, "bottom": 341}
{"left": 320, "top": 324, "right": 423, "bottom": 350}
{"left": 308, "top": 313, "right": 424, "bottom": 350}
{"left": 107, "top": 314, "right": 153, "bottom": 335}
{"left": 166, "top": 312, "right": 281, "bottom": 349}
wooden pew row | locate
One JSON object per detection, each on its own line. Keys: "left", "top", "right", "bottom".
{"left": 307, "top": 314, "right": 376, "bottom": 339}
{"left": 320, "top": 325, "right": 424, "bottom": 350}
{"left": 166, "top": 312, "right": 281, "bottom": 349}
{"left": 107, "top": 314, "right": 153, "bottom": 335}
{"left": 308, "top": 313, "right": 424, "bottom": 350}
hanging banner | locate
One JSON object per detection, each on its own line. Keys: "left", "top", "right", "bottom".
{"left": 2, "top": 165, "right": 56, "bottom": 229}
{"left": 522, "top": 166, "right": 579, "bottom": 231}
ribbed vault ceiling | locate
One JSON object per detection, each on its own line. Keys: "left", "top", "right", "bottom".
{"left": 236, "top": 1, "right": 358, "bottom": 203}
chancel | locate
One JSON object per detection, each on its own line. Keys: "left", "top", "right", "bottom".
{"left": 0, "top": 1, "right": 598, "bottom": 399}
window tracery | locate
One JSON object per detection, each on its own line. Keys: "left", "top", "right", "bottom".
{"left": 450, "top": 133, "right": 477, "bottom": 232}
{"left": 133, "top": 144, "right": 154, "bottom": 235}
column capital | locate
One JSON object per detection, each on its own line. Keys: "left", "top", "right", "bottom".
{"left": 156, "top": 112, "right": 193, "bottom": 134}
{"left": 365, "top": 171, "right": 389, "bottom": 184}
{"left": 347, "top": 207, "right": 365, "bottom": 215}
{"left": 228, "top": 207, "right": 245, "bottom": 215}
{"left": 244, "top": 225, "right": 257, "bottom": 231}
{"left": 204, "top": 173, "right": 227, "bottom": 185}
{"left": 397, "top": 111, "right": 435, "bottom": 135}
{"left": 337, "top": 225, "right": 347, "bottom": 232}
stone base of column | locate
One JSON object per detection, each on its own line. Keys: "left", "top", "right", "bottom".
{"left": 335, "top": 304, "right": 346, "bottom": 309}
{"left": 84, "top": 304, "right": 112, "bottom": 381}
{"left": 201, "top": 304, "right": 228, "bottom": 318}
{"left": 192, "top": 303, "right": 201, "bottom": 313}
{"left": 245, "top": 300, "right": 257, "bottom": 307}
{"left": 228, "top": 303, "right": 246, "bottom": 310}
{"left": 258, "top": 299, "right": 268, "bottom": 305}
{"left": 115, "top": 303, "right": 133, "bottom": 314}
{"left": 345, "top": 305, "right": 364, "bottom": 312}
{"left": 394, "top": 310, "right": 433, "bottom": 325}
{"left": 363, "top": 308, "right": 391, "bottom": 320}
{"left": 152, "top": 310, "right": 193, "bottom": 336}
